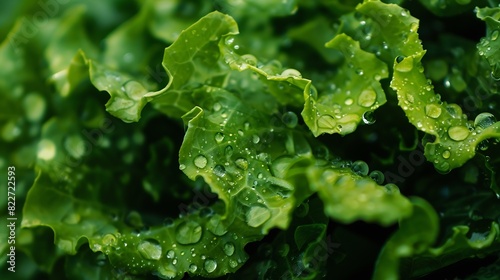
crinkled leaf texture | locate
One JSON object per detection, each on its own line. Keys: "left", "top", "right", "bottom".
{"left": 340, "top": 0, "right": 500, "bottom": 173}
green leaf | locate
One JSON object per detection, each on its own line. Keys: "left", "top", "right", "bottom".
{"left": 45, "top": 5, "right": 98, "bottom": 97}
{"left": 307, "top": 165, "right": 412, "bottom": 226}
{"left": 303, "top": 33, "right": 388, "bottom": 136}
{"left": 151, "top": 11, "right": 238, "bottom": 118}
{"left": 419, "top": 0, "right": 486, "bottom": 17}
{"left": 477, "top": 6, "right": 500, "bottom": 80}
{"left": 373, "top": 197, "right": 439, "bottom": 280}
{"left": 392, "top": 52, "right": 500, "bottom": 173}
{"left": 179, "top": 89, "right": 296, "bottom": 234}
{"left": 22, "top": 172, "right": 122, "bottom": 255}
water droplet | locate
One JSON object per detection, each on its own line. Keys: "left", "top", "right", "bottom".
{"left": 235, "top": 158, "right": 248, "bottom": 170}
{"left": 213, "top": 165, "right": 226, "bottom": 177}
{"left": 223, "top": 242, "right": 235, "bottom": 256}
{"left": 281, "top": 68, "right": 302, "bottom": 77}
{"left": 474, "top": 112, "right": 496, "bottom": 129}
{"left": 166, "top": 250, "right": 175, "bottom": 259}
{"left": 448, "top": 126, "right": 469, "bottom": 141}
{"left": 229, "top": 259, "right": 238, "bottom": 268}
{"left": 252, "top": 135, "right": 260, "bottom": 144}
{"left": 425, "top": 104, "right": 442, "bottom": 119}
{"left": 445, "top": 104, "right": 462, "bottom": 118}
{"left": 442, "top": 150, "right": 451, "bottom": 159}
{"left": 157, "top": 263, "right": 177, "bottom": 279}
{"left": 189, "top": 264, "right": 198, "bottom": 273}
{"left": 225, "top": 145, "right": 234, "bottom": 157}
{"left": 384, "top": 183, "right": 400, "bottom": 194}
{"left": 351, "top": 160, "right": 369, "bottom": 176}
{"left": 204, "top": 259, "right": 217, "bottom": 273}
{"left": 362, "top": 111, "right": 376, "bottom": 124}
{"left": 102, "top": 234, "right": 117, "bottom": 246}
{"left": 491, "top": 30, "right": 499, "bottom": 41}
{"left": 194, "top": 155, "right": 208, "bottom": 168}
{"left": 207, "top": 215, "right": 228, "bottom": 236}
{"left": 175, "top": 221, "right": 203, "bottom": 244}
{"left": 344, "top": 98, "right": 354, "bottom": 105}
{"left": 246, "top": 205, "right": 271, "bottom": 227}
{"left": 369, "top": 170, "right": 385, "bottom": 184}
{"left": 282, "top": 111, "right": 298, "bottom": 128}
{"left": 225, "top": 37, "right": 235, "bottom": 46}
{"left": 122, "top": 81, "right": 146, "bottom": 100}
{"left": 179, "top": 164, "right": 186, "bottom": 170}
{"left": 478, "top": 140, "right": 489, "bottom": 151}
{"left": 241, "top": 54, "right": 257, "bottom": 66}
{"left": 137, "top": 239, "right": 162, "bottom": 260}
{"left": 317, "top": 115, "right": 336, "bottom": 129}
{"left": 215, "top": 132, "right": 225, "bottom": 143}
{"left": 358, "top": 89, "right": 377, "bottom": 107}
{"left": 37, "top": 139, "right": 56, "bottom": 160}
{"left": 213, "top": 103, "right": 222, "bottom": 112}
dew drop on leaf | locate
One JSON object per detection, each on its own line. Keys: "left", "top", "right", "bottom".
{"left": 235, "top": 157, "right": 249, "bottom": 170}
{"left": 424, "top": 104, "right": 442, "bottom": 119}
{"left": 474, "top": 112, "right": 496, "bottom": 130}
{"left": 215, "top": 132, "right": 224, "bottom": 143}
{"left": 448, "top": 126, "right": 469, "bottom": 141}
{"left": 102, "top": 234, "right": 117, "bottom": 246}
{"left": 189, "top": 264, "right": 198, "bottom": 273}
{"left": 246, "top": 205, "right": 271, "bottom": 227}
{"left": 194, "top": 155, "right": 208, "bottom": 168}
{"left": 282, "top": 111, "right": 298, "bottom": 128}
{"left": 281, "top": 68, "right": 302, "bottom": 77}
{"left": 317, "top": 115, "right": 336, "bottom": 129}
{"left": 229, "top": 259, "right": 238, "bottom": 268}
{"left": 351, "top": 160, "right": 369, "bottom": 176}
{"left": 241, "top": 54, "right": 257, "bottom": 66}
{"left": 491, "top": 30, "right": 499, "bottom": 41}
{"left": 369, "top": 170, "right": 385, "bottom": 184}
{"left": 344, "top": 98, "right": 354, "bottom": 105}
{"left": 166, "top": 250, "right": 175, "bottom": 259}
{"left": 223, "top": 242, "right": 235, "bottom": 256}
{"left": 225, "top": 145, "right": 234, "bottom": 157}
{"left": 137, "top": 239, "right": 162, "bottom": 260}
{"left": 207, "top": 215, "right": 228, "bottom": 236}
{"left": 157, "top": 263, "right": 177, "bottom": 279}
{"left": 358, "top": 89, "right": 377, "bottom": 107}
{"left": 213, "top": 164, "right": 226, "bottom": 177}
{"left": 175, "top": 221, "right": 203, "bottom": 244}
{"left": 384, "top": 183, "right": 400, "bottom": 194}
{"left": 204, "top": 259, "right": 217, "bottom": 273}
{"left": 442, "top": 150, "right": 451, "bottom": 159}
{"left": 213, "top": 102, "right": 222, "bottom": 112}
{"left": 252, "top": 134, "right": 260, "bottom": 144}
{"left": 362, "top": 111, "right": 375, "bottom": 125}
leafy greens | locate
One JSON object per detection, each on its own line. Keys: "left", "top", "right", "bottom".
{"left": 2, "top": 0, "right": 500, "bottom": 279}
